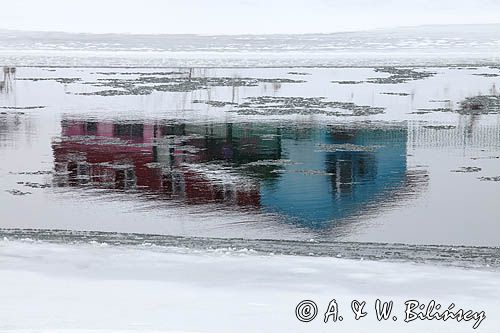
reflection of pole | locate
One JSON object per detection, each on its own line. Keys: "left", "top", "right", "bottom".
{"left": 2, "top": 67, "right": 16, "bottom": 94}
{"left": 276, "top": 127, "right": 282, "bottom": 159}
{"left": 231, "top": 84, "right": 237, "bottom": 103}
{"left": 153, "top": 123, "right": 158, "bottom": 162}
{"left": 0, "top": 68, "right": 4, "bottom": 92}
{"left": 226, "top": 123, "right": 233, "bottom": 143}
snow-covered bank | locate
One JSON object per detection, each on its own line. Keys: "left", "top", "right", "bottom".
{"left": 0, "top": 240, "right": 499, "bottom": 332}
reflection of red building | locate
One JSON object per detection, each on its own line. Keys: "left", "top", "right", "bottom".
{"left": 53, "top": 120, "right": 261, "bottom": 207}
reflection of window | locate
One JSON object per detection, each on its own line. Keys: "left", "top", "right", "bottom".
{"left": 329, "top": 129, "right": 357, "bottom": 141}
{"left": 326, "top": 153, "right": 377, "bottom": 195}
{"left": 114, "top": 168, "right": 136, "bottom": 190}
{"left": 161, "top": 124, "right": 185, "bottom": 136}
{"left": 224, "top": 184, "right": 236, "bottom": 204}
{"left": 85, "top": 122, "right": 98, "bottom": 135}
{"left": 66, "top": 161, "right": 90, "bottom": 185}
{"left": 124, "top": 169, "right": 136, "bottom": 189}
{"left": 78, "top": 163, "right": 90, "bottom": 178}
{"left": 113, "top": 124, "right": 144, "bottom": 138}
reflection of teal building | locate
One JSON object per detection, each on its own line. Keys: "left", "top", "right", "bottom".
{"left": 159, "top": 123, "right": 413, "bottom": 228}
{"left": 260, "top": 127, "right": 408, "bottom": 228}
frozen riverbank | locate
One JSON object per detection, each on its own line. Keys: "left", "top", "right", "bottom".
{"left": 0, "top": 239, "right": 499, "bottom": 332}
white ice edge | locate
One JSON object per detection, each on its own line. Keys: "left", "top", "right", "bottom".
{"left": 0, "top": 239, "right": 499, "bottom": 332}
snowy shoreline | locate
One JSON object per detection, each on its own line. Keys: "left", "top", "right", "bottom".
{"left": 0, "top": 239, "right": 499, "bottom": 332}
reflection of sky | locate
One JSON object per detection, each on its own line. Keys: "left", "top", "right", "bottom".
{"left": 261, "top": 127, "right": 407, "bottom": 227}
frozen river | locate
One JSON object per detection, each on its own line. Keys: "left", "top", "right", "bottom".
{"left": 1, "top": 65, "right": 499, "bottom": 249}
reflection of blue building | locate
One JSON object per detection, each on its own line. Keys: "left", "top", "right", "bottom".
{"left": 260, "top": 127, "right": 409, "bottom": 228}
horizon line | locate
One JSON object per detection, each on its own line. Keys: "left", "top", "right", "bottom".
{"left": 1, "top": 23, "right": 499, "bottom": 37}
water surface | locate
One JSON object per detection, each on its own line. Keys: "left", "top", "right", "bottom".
{"left": 1, "top": 66, "right": 499, "bottom": 246}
